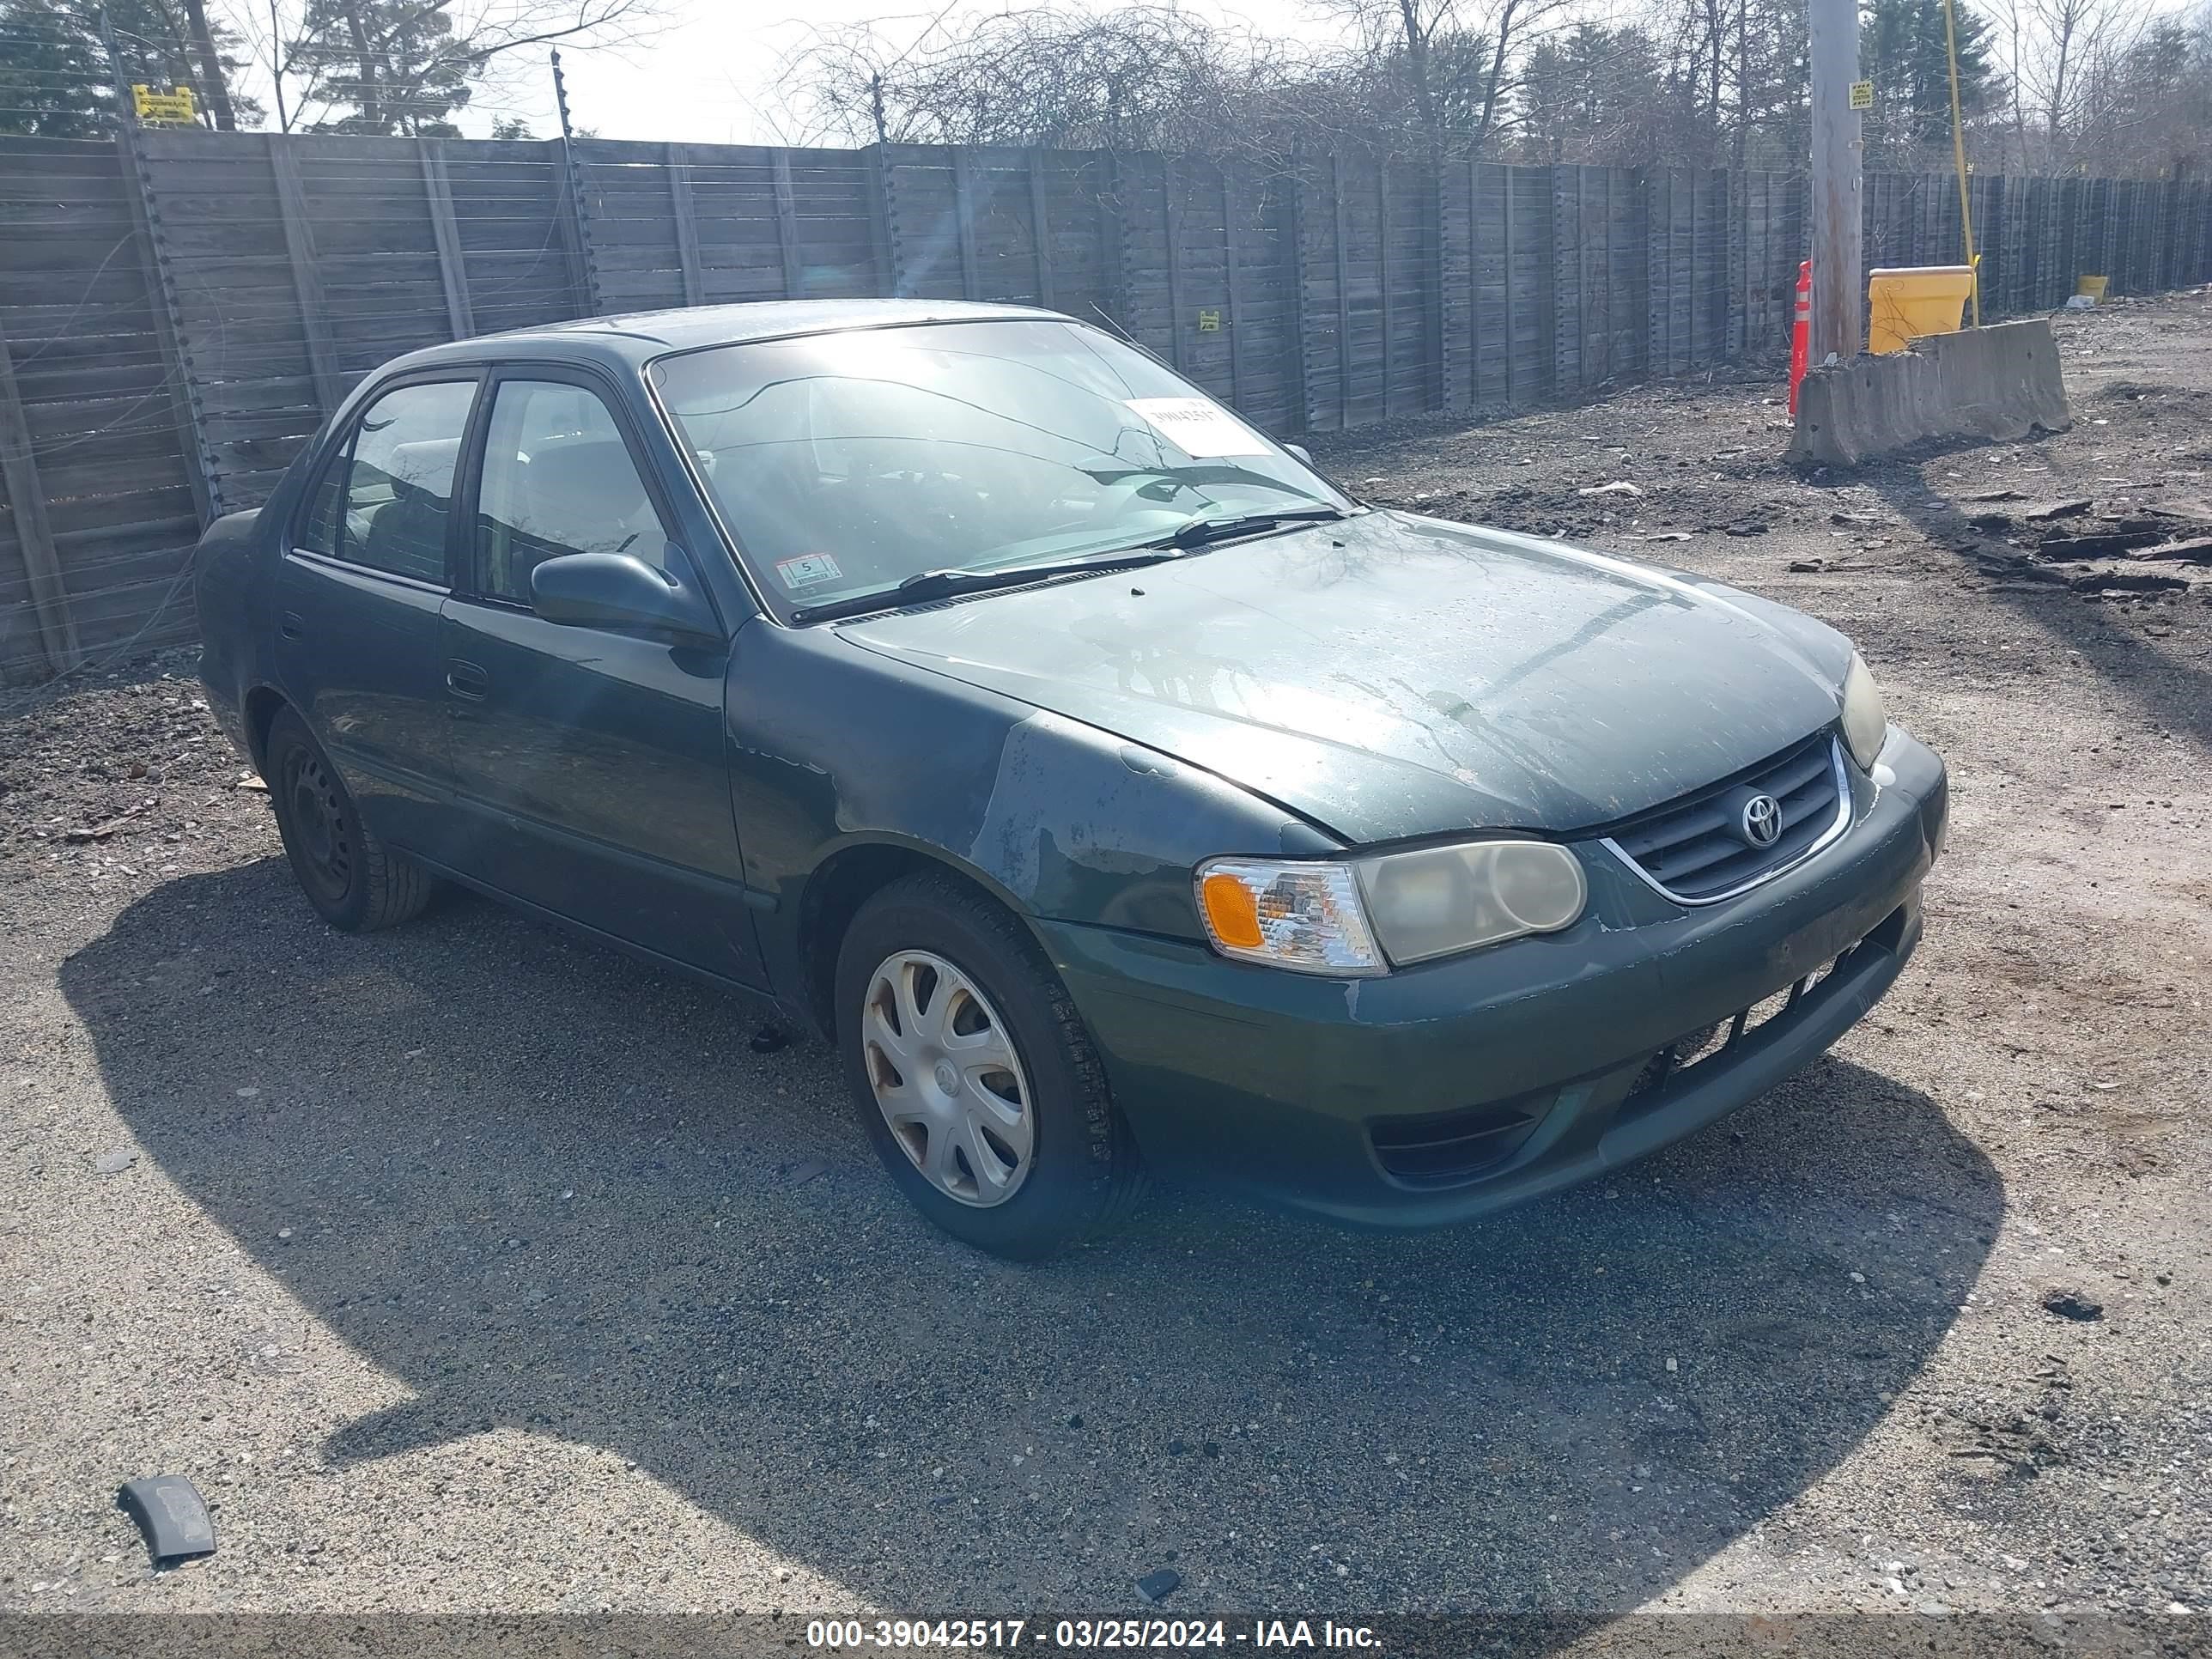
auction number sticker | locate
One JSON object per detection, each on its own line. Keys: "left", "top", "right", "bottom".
{"left": 1126, "top": 398, "right": 1267, "bottom": 459}
{"left": 806, "top": 1619, "right": 1237, "bottom": 1648}
{"left": 775, "top": 552, "right": 844, "bottom": 590}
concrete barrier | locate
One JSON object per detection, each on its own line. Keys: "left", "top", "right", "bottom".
{"left": 1786, "top": 318, "right": 2071, "bottom": 468}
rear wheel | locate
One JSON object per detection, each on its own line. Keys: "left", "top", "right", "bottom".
{"left": 264, "top": 707, "right": 435, "bottom": 932}
{"left": 835, "top": 872, "right": 1145, "bottom": 1259}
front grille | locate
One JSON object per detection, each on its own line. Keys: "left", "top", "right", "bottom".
{"left": 1370, "top": 1097, "right": 1545, "bottom": 1188}
{"left": 1604, "top": 732, "right": 1848, "bottom": 903}
{"left": 1614, "top": 949, "right": 1855, "bottom": 1121}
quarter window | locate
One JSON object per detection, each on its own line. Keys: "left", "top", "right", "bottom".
{"left": 298, "top": 380, "right": 475, "bottom": 584}
{"left": 474, "top": 380, "right": 671, "bottom": 604}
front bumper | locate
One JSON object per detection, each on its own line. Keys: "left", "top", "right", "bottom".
{"left": 1036, "top": 727, "right": 1948, "bottom": 1228}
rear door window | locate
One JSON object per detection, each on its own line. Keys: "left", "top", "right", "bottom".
{"left": 297, "top": 380, "right": 477, "bottom": 584}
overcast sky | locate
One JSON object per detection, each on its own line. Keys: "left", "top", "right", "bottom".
{"left": 222, "top": 0, "right": 1344, "bottom": 147}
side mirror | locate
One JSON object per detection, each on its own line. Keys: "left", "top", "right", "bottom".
{"left": 1282, "top": 442, "right": 1316, "bottom": 468}
{"left": 530, "top": 549, "right": 722, "bottom": 644}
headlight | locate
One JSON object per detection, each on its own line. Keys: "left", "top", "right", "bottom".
{"left": 1195, "top": 840, "right": 1587, "bottom": 975}
{"left": 1356, "top": 840, "right": 1587, "bottom": 964}
{"left": 1841, "top": 652, "right": 1887, "bottom": 771}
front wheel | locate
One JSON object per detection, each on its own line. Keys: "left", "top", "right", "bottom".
{"left": 835, "top": 873, "right": 1146, "bottom": 1259}
{"left": 264, "top": 707, "right": 436, "bottom": 932}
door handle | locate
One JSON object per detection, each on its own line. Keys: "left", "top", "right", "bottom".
{"left": 279, "top": 611, "right": 304, "bottom": 641}
{"left": 445, "top": 659, "right": 489, "bottom": 701}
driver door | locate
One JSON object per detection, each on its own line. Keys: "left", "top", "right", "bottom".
{"left": 438, "top": 368, "right": 764, "bottom": 988}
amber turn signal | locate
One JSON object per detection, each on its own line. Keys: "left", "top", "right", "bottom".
{"left": 1200, "top": 871, "right": 1265, "bottom": 949}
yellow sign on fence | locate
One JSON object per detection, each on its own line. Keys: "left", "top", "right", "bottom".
{"left": 1197, "top": 307, "right": 1222, "bottom": 331}
{"left": 131, "top": 84, "right": 198, "bottom": 125}
{"left": 1849, "top": 80, "right": 1875, "bottom": 111}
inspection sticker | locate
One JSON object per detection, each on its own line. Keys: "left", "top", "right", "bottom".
{"left": 775, "top": 553, "right": 843, "bottom": 589}
{"left": 1126, "top": 397, "right": 1268, "bottom": 459}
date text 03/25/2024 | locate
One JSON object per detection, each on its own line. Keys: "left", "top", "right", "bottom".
{"left": 805, "top": 1620, "right": 1382, "bottom": 1650}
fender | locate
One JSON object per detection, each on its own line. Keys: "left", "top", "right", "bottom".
{"left": 724, "top": 620, "right": 1337, "bottom": 1000}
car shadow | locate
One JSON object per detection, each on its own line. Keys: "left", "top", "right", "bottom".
{"left": 65, "top": 859, "right": 2001, "bottom": 1614}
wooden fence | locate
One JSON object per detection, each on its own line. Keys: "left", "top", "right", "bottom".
{"left": 6, "top": 127, "right": 2212, "bottom": 684}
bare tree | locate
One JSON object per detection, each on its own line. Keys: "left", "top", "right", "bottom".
{"left": 1304, "top": 0, "right": 1571, "bottom": 156}
{"left": 219, "top": 0, "right": 663, "bottom": 133}
{"left": 1982, "top": 0, "right": 2145, "bottom": 167}
{"left": 775, "top": 5, "right": 1340, "bottom": 157}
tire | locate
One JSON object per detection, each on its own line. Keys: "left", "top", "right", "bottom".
{"left": 834, "top": 872, "right": 1146, "bottom": 1259}
{"left": 264, "top": 706, "right": 436, "bottom": 933}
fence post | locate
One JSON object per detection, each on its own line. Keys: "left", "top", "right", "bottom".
{"left": 1639, "top": 167, "right": 1662, "bottom": 380}
{"left": 556, "top": 136, "right": 605, "bottom": 317}
{"left": 1425, "top": 158, "right": 1447, "bottom": 414}
{"left": 1376, "top": 161, "right": 1395, "bottom": 414}
{"left": 116, "top": 126, "right": 216, "bottom": 525}
{"left": 1218, "top": 160, "right": 1244, "bottom": 412}
{"left": 1282, "top": 160, "right": 1312, "bottom": 432}
{"left": 1461, "top": 159, "right": 1481, "bottom": 410}
{"left": 1027, "top": 151, "right": 1055, "bottom": 309}
{"left": 1163, "top": 157, "right": 1186, "bottom": 371}
{"left": 1502, "top": 165, "right": 1520, "bottom": 406}
{"left": 0, "top": 316, "right": 82, "bottom": 674}
{"left": 1099, "top": 151, "right": 1129, "bottom": 331}
{"left": 667, "top": 143, "right": 704, "bottom": 306}
{"left": 420, "top": 139, "right": 475, "bottom": 337}
{"left": 951, "top": 147, "right": 981, "bottom": 300}
{"left": 1552, "top": 165, "right": 1577, "bottom": 395}
{"left": 771, "top": 149, "right": 805, "bottom": 299}
{"left": 866, "top": 144, "right": 902, "bottom": 298}
{"left": 269, "top": 139, "right": 344, "bottom": 416}
{"left": 1726, "top": 168, "right": 1747, "bottom": 358}
{"left": 1332, "top": 155, "right": 1352, "bottom": 428}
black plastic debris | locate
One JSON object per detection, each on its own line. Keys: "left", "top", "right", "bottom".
{"left": 116, "top": 1474, "right": 216, "bottom": 1565}
{"left": 748, "top": 1025, "right": 789, "bottom": 1054}
{"left": 1135, "top": 1567, "right": 1182, "bottom": 1604}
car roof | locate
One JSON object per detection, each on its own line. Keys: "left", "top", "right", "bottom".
{"left": 380, "top": 299, "right": 1073, "bottom": 377}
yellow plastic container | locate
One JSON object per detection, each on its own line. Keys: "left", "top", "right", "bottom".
{"left": 1867, "top": 264, "right": 1977, "bottom": 354}
{"left": 2075, "top": 275, "right": 2109, "bottom": 301}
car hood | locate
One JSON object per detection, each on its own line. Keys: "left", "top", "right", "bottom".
{"left": 837, "top": 510, "right": 1856, "bottom": 844}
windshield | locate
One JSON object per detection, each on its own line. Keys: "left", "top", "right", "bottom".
{"left": 647, "top": 319, "right": 1352, "bottom": 617}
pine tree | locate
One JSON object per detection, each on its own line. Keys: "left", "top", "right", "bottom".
{"left": 1860, "top": 0, "right": 1996, "bottom": 168}
{"left": 0, "top": 0, "right": 254, "bottom": 136}
{"left": 288, "top": 0, "right": 473, "bottom": 135}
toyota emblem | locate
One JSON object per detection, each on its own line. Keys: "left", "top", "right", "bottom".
{"left": 1740, "top": 793, "right": 1784, "bottom": 848}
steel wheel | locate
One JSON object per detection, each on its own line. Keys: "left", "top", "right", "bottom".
{"left": 861, "top": 949, "right": 1035, "bottom": 1207}
{"left": 282, "top": 743, "right": 353, "bottom": 907}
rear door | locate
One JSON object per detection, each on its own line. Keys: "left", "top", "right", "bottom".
{"left": 437, "top": 368, "right": 763, "bottom": 987}
{"left": 276, "top": 374, "right": 481, "bottom": 859}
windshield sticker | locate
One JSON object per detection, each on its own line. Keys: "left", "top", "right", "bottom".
{"left": 1125, "top": 398, "right": 1268, "bottom": 459}
{"left": 775, "top": 553, "right": 843, "bottom": 590}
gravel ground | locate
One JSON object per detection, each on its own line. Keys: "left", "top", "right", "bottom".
{"left": 2, "top": 296, "right": 2209, "bottom": 1627}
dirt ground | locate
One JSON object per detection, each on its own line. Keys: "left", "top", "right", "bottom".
{"left": 2, "top": 295, "right": 2209, "bottom": 1629}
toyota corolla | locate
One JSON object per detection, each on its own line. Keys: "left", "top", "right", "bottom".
{"left": 194, "top": 300, "right": 1948, "bottom": 1259}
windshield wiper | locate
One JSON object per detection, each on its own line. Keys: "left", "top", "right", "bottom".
{"left": 788, "top": 547, "right": 1186, "bottom": 624}
{"left": 1144, "top": 506, "right": 1348, "bottom": 551}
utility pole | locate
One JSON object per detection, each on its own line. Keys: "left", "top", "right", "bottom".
{"left": 179, "top": 0, "right": 238, "bottom": 129}
{"left": 1807, "top": 0, "right": 1863, "bottom": 362}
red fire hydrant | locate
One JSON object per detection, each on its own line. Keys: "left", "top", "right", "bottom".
{"left": 1789, "top": 260, "right": 1812, "bottom": 418}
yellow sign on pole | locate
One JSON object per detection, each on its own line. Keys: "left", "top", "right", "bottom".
{"left": 1849, "top": 80, "right": 1875, "bottom": 111}
{"left": 131, "top": 84, "right": 198, "bottom": 125}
